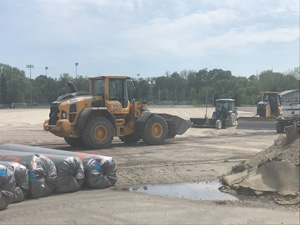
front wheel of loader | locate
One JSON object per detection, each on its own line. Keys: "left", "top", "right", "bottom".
{"left": 82, "top": 117, "right": 114, "bottom": 149}
{"left": 142, "top": 115, "right": 168, "bottom": 145}
{"left": 119, "top": 133, "right": 141, "bottom": 144}
{"left": 215, "top": 120, "right": 222, "bottom": 129}
{"left": 64, "top": 137, "right": 86, "bottom": 148}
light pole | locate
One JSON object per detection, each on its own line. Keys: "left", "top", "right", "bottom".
{"left": 75, "top": 63, "right": 79, "bottom": 89}
{"left": 0, "top": 65, "right": 3, "bottom": 104}
{"left": 75, "top": 62, "right": 79, "bottom": 77}
{"left": 26, "top": 64, "right": 34, "bottom": 79}
{"left": 137, "top": 74, "right": 141, "bottom": 100}
{"left": 158, "top": 86, "right": 160, "bottom": 102}
{"left": 26, "top": 64, "right": 34, "bottom": 105}
{"left": 45, "top": 67, "right": 48, "bottom": 104}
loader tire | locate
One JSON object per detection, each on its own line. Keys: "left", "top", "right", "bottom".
{"left": 229, "top": 113, "right": 237, "bottom": 126}
{"left": 276, "top": 122, "right": 285, "bottom": 133}
{"left": 119, "top": 133, "right": 141, "bottom": 144}
{"left": 142, "top": 115, "right": 168, "bottom": 145}
{"left": 215, "top": 120, "right": 222, "bottom": 129}
{"left": 64, "top": 137, "right": 86, "bottom": 148}
{"left": 82, "top": 117, "right": 114, "bottom": 149}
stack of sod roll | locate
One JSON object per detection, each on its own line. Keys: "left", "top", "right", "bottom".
{"left": 0, "top": 143, "right": 117, "bottom": 211}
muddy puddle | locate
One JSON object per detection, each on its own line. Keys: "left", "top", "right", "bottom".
{"left": 117, "top": 180, "right": 238, "bottom": 201}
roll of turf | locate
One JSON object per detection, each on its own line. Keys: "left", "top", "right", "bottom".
{"left": 84, "top": 155, "right": 117, "bottom": 188}
{"left": 0, "top": 144, "right": 117, "bottom": 188}
{"left": 44, "top": 155, "right": 85, "bottom": 193}
{"left": 0, "top": 150, "right": 57, "bottom": 198}
{"left": 0, "top": 161, "right": 29, "bottom": 203}
{"left": 0, "top": 164, "right": 15, "bottom": 210}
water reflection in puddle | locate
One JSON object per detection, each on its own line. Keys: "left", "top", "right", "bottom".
{"left": 128, "top": 180, "right": 238, "bottom": 201}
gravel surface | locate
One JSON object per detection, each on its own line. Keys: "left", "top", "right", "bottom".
{"left": 0, "top": 107, "right": 299, "bottom": 225}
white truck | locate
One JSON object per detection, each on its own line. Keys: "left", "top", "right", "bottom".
{"left": 276, "top": 103, "right": 300, "bottom": 133}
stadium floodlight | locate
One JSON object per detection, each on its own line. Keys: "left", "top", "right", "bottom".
{"left": 26, "top": 64, "right": 34, "bottom": 105}
{"left": 75, "top": 62, "right": 79, "bottom": 77}
{"left": 26, "top": 65, "right": 34, "bottom": 79}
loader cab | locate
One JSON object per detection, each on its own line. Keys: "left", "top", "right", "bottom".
{"left": 258, "top": 92, "right": 282, "bottom": 117}
{"left": 89, "top": 76, "right": 131, "bottom": 114}
{"left": 261, "top": 92, "right": 281, "bottom": 106}
{"left": 108, "top": 78, "right": 129, "bottom": 108}
{"left": 213, "top": 99, "right": 237, "bottom": 118}
{"left": 216, "top": 100, "right": 236, "bottom": 112}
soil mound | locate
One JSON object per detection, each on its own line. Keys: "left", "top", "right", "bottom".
{"left": 221, "top": 122, "right": 299, "bottom": 205}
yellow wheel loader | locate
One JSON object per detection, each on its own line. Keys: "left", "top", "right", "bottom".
{"left": 237, "top": 92, "right": 282, "bottom": 130}
{"left": 44, "top": 76, "right": 191, "bottom": 149}
{"left": 256, "top": 92, "right": 282, "bottom": 117}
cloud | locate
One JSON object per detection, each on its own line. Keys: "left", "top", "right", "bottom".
{"left": 272, "top": 0, "right": 299, "bottom": 14}
{"left": 117, "top": 5, "right": 298, "bottom": 58}
{"left": 201, "top": 26, "right": 299, "bottom": 51}
{"left": 1, "top": 0, "right": 298, "bottom": 77}
{"left": 119, "top": 9, "right": 238, "bottom": 55}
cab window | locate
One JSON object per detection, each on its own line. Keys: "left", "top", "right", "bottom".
{"left": 92, "top": 79, "right": 105, "bottom": 96}
{"left": 109, "top": 79, "right": 128, "bottom": 108}
{"left": 228, "top": 102, "right": 235, "bottom": 111}
{"left": 216, "top": 102, "right": 228, "bottom": 111}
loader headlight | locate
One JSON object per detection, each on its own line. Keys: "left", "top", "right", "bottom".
{"left": 61, "top": 110, "right": 67, "bottom": 119}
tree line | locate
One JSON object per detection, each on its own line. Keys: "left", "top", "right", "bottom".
{"left": 0, "top": 63, "right": 299, "bottom": 107}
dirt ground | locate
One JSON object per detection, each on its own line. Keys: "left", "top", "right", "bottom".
{"left": 0, "top": 107, "right": 299, "bottom": 225}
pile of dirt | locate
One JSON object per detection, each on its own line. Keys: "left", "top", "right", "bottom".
{"left": 221, "top": 122, "right": 299, "bottom": 205}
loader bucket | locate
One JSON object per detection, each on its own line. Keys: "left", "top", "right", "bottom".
{"left": 237, "top": 117, "right": 277, "bottom": 130}
{"left": 190, "top": 118, "right": 217, "bottom": 128}
{"left": 155, "top": 113, "right": 191, "bottom": 138}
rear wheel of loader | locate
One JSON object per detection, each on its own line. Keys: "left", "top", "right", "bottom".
{"left": 82, "top": 117, "right": 114, "bottom": 149}
{"left": 64, "top": 137, "right": 86, "bottom": 148}
{"left": 119, "top": 133, "right": 141, "bottom": 144}
{"left": 142, "top": 115, "right": 168, "bottom": 145}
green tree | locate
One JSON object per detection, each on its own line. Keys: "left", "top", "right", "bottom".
{"left": 1, "top": 63, "right": 299, "bottom": 107}
{"left": 189, "top": 87, "right": 198, "bottom": 105}
{"left": 74, "top": 75, "right": 89, "bottom": 92}
{"left": 1, "top": 73, "right": 7, "bottom": 104}
{"left": 0, "top": 64, "right": 29, "bottom": 104}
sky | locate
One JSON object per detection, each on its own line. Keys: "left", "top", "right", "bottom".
{"left": 0, "top": 0, "right": 299, "bottom": 79}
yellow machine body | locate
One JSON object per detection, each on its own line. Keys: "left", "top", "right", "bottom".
{"left": 44, "top": 75, "right": 191, "bottom": 149}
